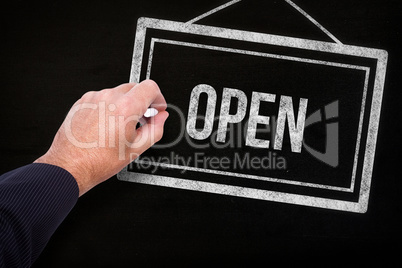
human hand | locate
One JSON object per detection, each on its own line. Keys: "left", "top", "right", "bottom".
{"left": 35, "top": 80, "right": 168, "bottom": 196}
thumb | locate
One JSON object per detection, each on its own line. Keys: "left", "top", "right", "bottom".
{"left": 130, "top": 111, "right": 169, "bottom": 156}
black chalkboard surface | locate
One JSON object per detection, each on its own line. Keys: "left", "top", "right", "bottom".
{"left": 2, "top": 0, "right": 401, "bottom": 265}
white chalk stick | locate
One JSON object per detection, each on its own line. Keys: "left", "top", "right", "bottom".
{"left": 144, "top": 107, "right": 159, "bottom": 117}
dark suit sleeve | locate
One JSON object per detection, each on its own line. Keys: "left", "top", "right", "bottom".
{"left": 0, "top": 163, "right": 79, "bottom": 267}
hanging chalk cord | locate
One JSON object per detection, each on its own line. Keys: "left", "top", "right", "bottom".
{"left": 186, "top": 0, "right": 343, "bottom": 45}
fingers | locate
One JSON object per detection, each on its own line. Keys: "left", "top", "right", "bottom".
{"left": 113, "top": 83, "right": 137, "bottom": 94}
{"left": 125, "top": 80, "right": 167, "bottom": 116}
{"left": 130, "top": 111, "right": 169, "bottom": 156}
{"left": 73, "top": 80, "right": 168, "bottom": 161}
{"left": 76, "top": 83, "right": 136, "bottom": 105}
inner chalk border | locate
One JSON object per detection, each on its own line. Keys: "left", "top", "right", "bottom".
{"left": 144, "top": 38, "right": 369, "bottom": 193}
{"left": 118, "top": 17, "right": 388, "bottom": 213}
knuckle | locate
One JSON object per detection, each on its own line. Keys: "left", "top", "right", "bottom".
{"left": 99, "top": 88, "right": 110, "bottom": 94}
{"left": 121, "top": 82, "right": 136, "bottom": 88}
{"left": 114, "top": 83, "right": 135, "bottom": 93}
{"left": 81, "top": 91, "right": 97, "bottom": 100}
{"left": 99, "top": 88, "right": 114, "bottom": 98}
{"left": 141, "top": 79, "right": 159, "bottom": 92}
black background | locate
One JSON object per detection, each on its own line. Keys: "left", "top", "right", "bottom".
{"left": 2, "top": 0, "right": 401, "bottom": 265}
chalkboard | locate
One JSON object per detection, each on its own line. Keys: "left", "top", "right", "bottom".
{"left": 2, "top": 0, "right": 401, "bottom": 265}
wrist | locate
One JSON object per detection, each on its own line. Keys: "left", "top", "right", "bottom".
{"left": 34, "top": 151, "right": 91, "bottom": 197}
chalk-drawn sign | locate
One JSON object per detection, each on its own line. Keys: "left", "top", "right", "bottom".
{"left": 118, "top": 1, "right": 387, "bottom": 213}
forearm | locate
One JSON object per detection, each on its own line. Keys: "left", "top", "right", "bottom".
{"left": 0, "top": 163, "right": 79, "bottom": 267}
{"left": 0, "top": 81, "right": 168, "bottom": 267}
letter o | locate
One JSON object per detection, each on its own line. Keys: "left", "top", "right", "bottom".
{"left": 186, "top": 84, "right": 217, "bottom": 140}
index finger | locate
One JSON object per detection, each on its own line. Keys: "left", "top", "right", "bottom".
{"left": 126, "top": 80, "right": 167, "bottom": 116}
